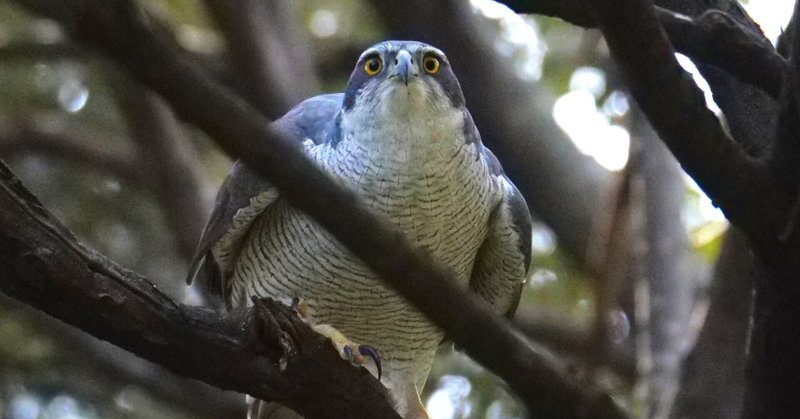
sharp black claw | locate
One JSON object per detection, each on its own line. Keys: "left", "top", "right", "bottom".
{"left": 289, "top": 297, "right": 301, "bottom": 310}
{"left": 343, "top": 345, "right": 355, "bottom": 364}
{"left": 359, "top": 345, "right": 382, "bottom": 380}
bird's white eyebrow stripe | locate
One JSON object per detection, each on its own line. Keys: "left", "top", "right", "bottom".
{"left": 358, "top": 43, "right": 446, "bottom": 62}
{"left": 358, "top": 48, "right": 380, "bottom": 61}
{"left": 359, "top": 42, "right": 398, "bottom": 60}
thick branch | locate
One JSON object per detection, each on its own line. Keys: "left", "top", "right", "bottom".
{"left": 658, "top": 9, "right": 785, "bottom": 100}
{"left": 504, "top": 0, "right": 780, "bottom": 157}
{"left": 587, "top": 0, "right": 789, "bottom": 247}
{"left": 496, "top": 1, "right": 788, "bottom": 100}
{"left": 662, "top": 0, "right": 778, "bottom": 158}
{"left": 769, "top": 0, "right": 800, "bottom": 188}
{"left": 9, "top": 1, "right": 626, "bottom": 418}
{"left": 0, "top": 295, "right": 246, "bottom": 418}
{"left": 0, "top": 160, "right": 397, "bottom": 419}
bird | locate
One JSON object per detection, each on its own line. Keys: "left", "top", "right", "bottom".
{"left": 187, "top": 40, "right": 532, "bottom": 419}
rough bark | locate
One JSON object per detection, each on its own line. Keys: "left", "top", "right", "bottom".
{"left": 740, "top": 3, "right": 800, "bottom": 415}
{"left": 0, "top": 294, "right": 247, "bottom": 419}
{"left": 0, "top": 160, "right": 399, "bottom": 419}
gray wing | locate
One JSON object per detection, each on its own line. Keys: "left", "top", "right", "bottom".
{"left": 186, "top": 94, "right": 343, "bottom": 302}
{"left": 469, "top": 141, "right": 532, "bottom": 319}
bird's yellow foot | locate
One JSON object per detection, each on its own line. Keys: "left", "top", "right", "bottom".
{"left": 289, "top": 297, "right": 312, "bottom": 322}
{"left": 312, "top": 324, "right": 382, "bottom": 380}
{"left": 289, "top": 298, "right": 382, "bottom": 379}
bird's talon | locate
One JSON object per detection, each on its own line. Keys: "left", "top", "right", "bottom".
{"left": 343, "top": 345, "right": 355, "bottom": 364}
{"left": 289, "top": 297, "right": 311, "bottom": 321}
{"left": 358, "top": 344, "right": 382, "bottom": 380}
{"left": 343, "top": 344, "right": 381, "bottom": 380}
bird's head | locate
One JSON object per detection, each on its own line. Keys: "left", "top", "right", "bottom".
{"left": 341, "top": 41, "right": 466, "bottom": 118}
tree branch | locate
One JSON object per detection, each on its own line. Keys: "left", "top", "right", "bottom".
{"left": 664, "top": 0, "right": 779, "bottom": 158}
{"left": 577, "top": 0, "right": 800, "bottom": 415}
{"left": 513, "top": 305, "right": 637, "bottom": 380}
{"left": 8, "top": 1, "right": 627, "bottom": 417}
{"left": 496, "top": 0, "right": 788, "bottom": 100}
{"left": 672, "top": 229, "right": 752, "bottom": 419}
{"left": 0, "top": 119, "right": 140, "bottom": 185}
{"left": 769, "top": 0, "right": 800, "bottom": 190}
{"left": 503, "top": 0, "right": 780, "bottom": 158}
{"left": 0, "top": 40, "right": 88, "bottom": 61}
{"left": 203, "top": 0, "right": 316, "bottom": 118}
{"left": 636, "top": 109, "right": 693, "bottom": 417}
{"left": 658, "top": 8, "right": 785, "bottom": 100}
{"left": 113, "top": 77, "right": 208, "bottom": 262}
{"left": 0, "top": 111, "right": 207, "bottom": 262}
{"left": 0, "top": 160, "right": 398, "bottom": 419}
{"left": 586, "top": 0, "right": 790, "bottom": 248}
{"left": 0, "top": 295, "right": 246, "bottom": 418}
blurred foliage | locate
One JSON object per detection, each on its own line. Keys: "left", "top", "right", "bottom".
{"left": 0, "top": 0, "right": 729, "bottom": 418}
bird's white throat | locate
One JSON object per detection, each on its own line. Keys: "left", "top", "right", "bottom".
{"left": 338, "top": 82, "right": 465, "bottom": 157}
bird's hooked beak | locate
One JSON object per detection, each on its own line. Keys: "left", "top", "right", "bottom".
{"left": 391, "top": 50, "right": 415, "bottom": 86}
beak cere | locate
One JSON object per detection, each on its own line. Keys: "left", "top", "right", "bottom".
{"left": 394, "top": 50, "right": 413, "bottom": 86}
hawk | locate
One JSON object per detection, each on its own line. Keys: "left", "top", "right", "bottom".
{"left": 188, "top": 40, "right": 532, "bottom": 419}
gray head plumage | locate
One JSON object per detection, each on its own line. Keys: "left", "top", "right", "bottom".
{"left": 342, "top": 40, "right": 466, "bottom": 113}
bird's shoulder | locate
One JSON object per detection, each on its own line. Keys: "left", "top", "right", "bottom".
{"left": 186, "top": 94, "right": 345, "bottom": 299}
{"left": 272, "top": 93, "right": 344, "bottom": 145}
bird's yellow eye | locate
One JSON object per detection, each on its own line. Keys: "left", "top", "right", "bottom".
{"left": 364, "top": 57, "right": 382, "bottom": 76}
{"left": 423, "top": 55, "right": 440, "bottom": 74}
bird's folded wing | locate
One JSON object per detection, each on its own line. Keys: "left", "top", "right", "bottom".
{"left": 469, "top": 147, "right": 532, "bottom": 319}
{"left": 186, "top": 94, "right": 345, "bottom": 301}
